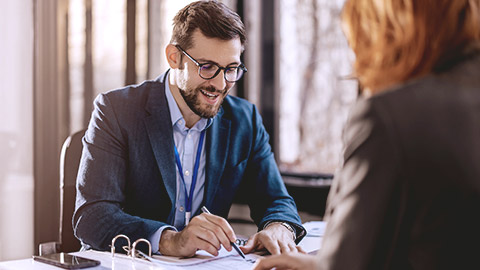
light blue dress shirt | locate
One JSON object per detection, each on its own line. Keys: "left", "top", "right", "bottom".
{"left": 149, "top": 75, "right": 213, "bottom": 253}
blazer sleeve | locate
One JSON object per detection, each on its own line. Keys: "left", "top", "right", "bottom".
{"left": 244, "top": 105, "right": 306, "bottom": 242}
{"left": 317, "top": 98, "right": 407, "bottom": 269}
{"left": 73, "top": 93, "right": 167, "bottom": 251}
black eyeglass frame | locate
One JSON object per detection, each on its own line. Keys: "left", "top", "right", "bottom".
{"left": 175, "top": 45, "right": 247, "bottom": 83}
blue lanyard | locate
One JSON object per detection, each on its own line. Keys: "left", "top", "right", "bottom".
{"left": 173, "top": 129, "right": 206, "bottom": 225}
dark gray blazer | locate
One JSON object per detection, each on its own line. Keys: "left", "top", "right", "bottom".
{"left": 318, "top": 51, "right": 480, "bottom": 269}
{"left": 73, "top": 71, "right": 305, "bottom": 251}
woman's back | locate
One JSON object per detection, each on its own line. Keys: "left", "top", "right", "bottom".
{"left": 320, "top": 50, "right": 480, "bottom": 270}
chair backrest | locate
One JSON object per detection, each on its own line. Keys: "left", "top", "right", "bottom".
{"left": 58, "top": 129, "right": 86, "bottom": 252}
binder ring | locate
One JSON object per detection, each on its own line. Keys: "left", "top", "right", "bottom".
{"left": 235, "top": 238, "right": 248, "bottom": 246}
{"left": 131, "top": 238, "right": 152, "bottom": 258}
{"left": 110, "top": 234, "right": 153, "bottom": 261}
{"left": 111, "top": 234, "right": 130, "bottom": 258}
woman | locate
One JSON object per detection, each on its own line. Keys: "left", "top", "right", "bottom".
{"left": 254, "top": 0, "right": 480, "bottom": 269}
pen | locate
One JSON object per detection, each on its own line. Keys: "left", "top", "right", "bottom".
{"left": 201, "top": 206, "right": 246, "bottom": 260}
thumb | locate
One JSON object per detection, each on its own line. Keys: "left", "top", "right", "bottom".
{"left": 239, "top": 235, "right": 256, "bottom": 254}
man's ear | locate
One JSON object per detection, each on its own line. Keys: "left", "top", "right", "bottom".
{"left": 166, "top": 44, "right": 181, "bottom": 69}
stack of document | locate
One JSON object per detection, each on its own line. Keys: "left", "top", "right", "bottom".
{"left": 73, "top": 247, "right": 261, "bottom": 270}
{"left": 70, "top": 221, "right": 327, "bottom": 269}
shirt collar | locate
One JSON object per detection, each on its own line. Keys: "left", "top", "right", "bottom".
{"left": 165, "top": 74, "right": 214, "bottom": 131}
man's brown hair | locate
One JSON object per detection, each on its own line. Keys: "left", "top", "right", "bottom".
{"left": 170, "top": 0, "right": 246, "bottom": 50}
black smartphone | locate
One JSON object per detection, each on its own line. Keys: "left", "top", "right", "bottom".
{"left": 33, "top": 253, "right": 101, "bottom": 269}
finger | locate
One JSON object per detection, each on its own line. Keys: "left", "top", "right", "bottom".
{"left": 202, "top": 213, "right": 237, "bottom": 242}
{"left": 262, "top": 238, "right": 281, "bottom": 255}
{"left": 183, "top": 219, "right": 222, "bottom": 248}
{"left": 296, "top": 245, "right": 307, "bottom": 254}
{"left": 242, "top": 242, "right": 265, "bottom": 254}
{"left": 252, "top": 257, "right": 269, "bottom": 270}
{"left": 195, "top": 227, "right": 222, "bottom": 251}
{"left": 252, "top": 255, "right": 290, "bottom": 270}
{"left": 278, "top": 240, "right": 290, "bottom": 254}
{"left": 176, "top": 224, "right": 221, "bottom": 257}
{"left": 239, "top": 235, "right": 256, "bottom": 254}
{"left": 194, "top": 236, "right": 220, "bottom": 257}
{"left": 287, "top": 242, "right": 299, "bottom": 253}
{"left": 196, "top": 214, "right": 234, "bottom": 251}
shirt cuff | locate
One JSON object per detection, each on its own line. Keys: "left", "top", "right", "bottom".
{"left": 149, "top": 225, "right": 178, "bottom": 254}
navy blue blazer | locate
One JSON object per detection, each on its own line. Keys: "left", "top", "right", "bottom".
{"left": 73, "top": 71, "right": 305, "bottom": 250}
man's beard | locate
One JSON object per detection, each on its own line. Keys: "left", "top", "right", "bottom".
{"left": 179, "top": 85, "right": 226, "bottom": 118}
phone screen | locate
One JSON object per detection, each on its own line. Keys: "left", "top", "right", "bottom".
{"left": 33, "top": 253, "right": 100, "bottom": 269}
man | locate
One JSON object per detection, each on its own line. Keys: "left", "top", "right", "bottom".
{"left": 73, "top": 0, "right": 305, "bottom": 257}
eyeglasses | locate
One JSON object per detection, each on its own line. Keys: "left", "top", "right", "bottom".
{"left": 175, "top": 45, "right": 247, "bottom": 83}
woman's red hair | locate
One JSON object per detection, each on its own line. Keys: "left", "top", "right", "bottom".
{"left": 342, "top": 0, "right": 480, "bottom": 94}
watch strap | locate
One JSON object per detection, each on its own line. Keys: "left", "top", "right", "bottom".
{"left": 264, "top": 221, "right": 296, "bottom": 241}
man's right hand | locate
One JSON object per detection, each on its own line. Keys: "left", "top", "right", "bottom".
{"left": 158, "top": 212, "right": 237, "bottom": 257}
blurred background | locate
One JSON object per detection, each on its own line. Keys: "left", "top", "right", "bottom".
{"left": 0, "top": 0, "right": 356, "bottom": 260}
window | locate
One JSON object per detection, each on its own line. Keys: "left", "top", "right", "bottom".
{"left": 277, "top": 0, "right": 357, "bottom": 175}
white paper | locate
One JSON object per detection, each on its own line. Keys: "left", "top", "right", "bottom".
{"left": 303, "top": 221, "right": 327, "bottom": 237}
{"left": 73, "top": 248, "right": 261, "bottom": 270}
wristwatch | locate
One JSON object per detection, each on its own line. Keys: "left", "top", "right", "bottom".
{"left": 264, "top": 221, "right": 296, "bottom": 241}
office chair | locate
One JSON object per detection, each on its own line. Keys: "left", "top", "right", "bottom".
{"left": 39, "top": 129, "right": 86, "bottom": 255}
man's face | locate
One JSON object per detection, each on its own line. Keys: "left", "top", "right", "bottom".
{"left": 175, "top": 30, "right": 243, "bottom": 118}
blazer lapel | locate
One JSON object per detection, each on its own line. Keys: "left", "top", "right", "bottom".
{"left": 144, "top": 72, "right": 177, "bottom": 208}
{"left": 204, "top": 108, "right": 231, "bottom": 209}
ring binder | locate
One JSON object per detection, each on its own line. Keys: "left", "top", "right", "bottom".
{"left": 110, "top": 234, "right": 152, "bottom": 260}
{"left": 98, "top": 233, "right": 268, "bottom": 268}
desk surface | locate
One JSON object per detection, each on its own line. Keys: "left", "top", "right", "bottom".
{"left": 0, "top": 221, "right": 324, "bottom": 270}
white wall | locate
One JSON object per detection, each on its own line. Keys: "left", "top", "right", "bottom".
{"left": 0, "top": 0, "right": 35, "bottom": 261}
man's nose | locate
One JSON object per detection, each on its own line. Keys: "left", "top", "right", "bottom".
{"left": 209, "top": 70, "right": 228, "bottom": 91}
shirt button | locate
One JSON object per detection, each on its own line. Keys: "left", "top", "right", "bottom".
{"left": 179, "top": 120, "right": 184, "bottom": 125}
{"left": 179, "top": 206, "right": 184, "bottom": 212}
{"left": 185, "top": 170, "right": 190, "bottom": 176}
{"left": 187, "top": 134, "right": 192, "bottom": 139}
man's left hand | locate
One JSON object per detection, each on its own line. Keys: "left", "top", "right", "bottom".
{"left": 240, "top": 223, "right": 305, "bottom": 255}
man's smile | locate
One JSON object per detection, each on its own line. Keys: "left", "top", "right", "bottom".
{"left": 200, "top": 89, "right": 220, "bottom": 99}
